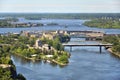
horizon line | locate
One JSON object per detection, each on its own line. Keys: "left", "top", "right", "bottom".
{"left": 0, "top": 12, "right": 120, "bottom": 14}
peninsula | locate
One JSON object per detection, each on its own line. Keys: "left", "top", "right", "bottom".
{"left": 0, "top": 30, "right": 70, "bottom": 66}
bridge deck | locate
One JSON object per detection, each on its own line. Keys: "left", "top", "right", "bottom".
{"left": 62, "top": 43, "right": 112, "bottom": 53}
{"left": 67, "top": 30, "right": 104, "bottom": 33}
{"left": 62, "top": 43, "right": 113, "bottom": 46}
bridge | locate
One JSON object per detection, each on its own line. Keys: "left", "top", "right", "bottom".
{"left": 67, "top": 30, "right": 104, "bottom": 41}
{"left": 67, "top": 30, "right": 104, "bottom": 35}
{"left": 70, "top": 34, "right": 87, "bottom": 38}
{"left": 62, "top": 43, "right": 113, "bottom": 53}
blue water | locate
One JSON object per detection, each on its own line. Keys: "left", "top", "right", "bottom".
{"left": 0, "top": 19, "right": 120, "bottom": 34}
{"left": 1, "top": 18, "right": 120, "bottom": 80}
{"left": 11, "top": 39, "right": 120, "bottom": 80}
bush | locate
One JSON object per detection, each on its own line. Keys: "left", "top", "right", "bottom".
{"left": 58, "top": 55, "right": 69, "bottom": 64}
{"left": 17, "top": 73, "right": 26, "bottom": 80}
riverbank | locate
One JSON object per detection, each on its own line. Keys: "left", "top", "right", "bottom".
{"left": 107, "top": 48, "right": 120, "bottom": 58}
{"left": 52, "top": 60, "right": 68, "bottom": 66}
{"left": 13, "top": 52, "right": 69, "bottom": 66}
{"left": 13, "top": 53, "right": 41, "bottom": 61}
{"left": 102, "top": 35, "right": 120, "bottom": 58}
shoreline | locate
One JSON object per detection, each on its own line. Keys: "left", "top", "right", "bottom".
{"left": 83, "top": 25, "right": 120, "bottom": 29}
{"left": 107, "top": 48, "right": 120, "bottom": 58}
{"left": 51, "top": 60, "right": 68, "bottom": 66}
{"left": 12, "top": 53, "right": 41, "bottom": 61}
{"left": 12, "top": 53, "right": 68, "bottom": 66}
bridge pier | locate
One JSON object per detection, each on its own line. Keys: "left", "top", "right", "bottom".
{"left": 100, "top": 46, "right": 102, "bottom": 53}
{"left": 70, "top": 46, "right": 72, "bottom": 52}
{"left": 63, "top": 43, "right": 112, "bottom": 53}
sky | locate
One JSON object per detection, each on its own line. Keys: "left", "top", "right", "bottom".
{"left": 0, "top": 0, "right": 120, "bottom": 13}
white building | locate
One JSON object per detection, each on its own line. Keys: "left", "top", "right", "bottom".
{"left": 35, "top": 39, "right": 42, "bottom": 48}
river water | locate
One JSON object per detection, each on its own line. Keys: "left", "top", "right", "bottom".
{"left": 11, "top": 39, "right": 120, "bottom": 80}
{"left": 0, "top": 19, "right": 120, "bottom": 34}
{"left": 1, "top": 19, "right": 120, "bottom": 80}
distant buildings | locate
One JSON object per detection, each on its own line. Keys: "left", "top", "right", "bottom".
{"left": 42, "top": 32, "right": 56, "bottom": 40}
{"left": 42, "top": 30, "right": 68, "bottom": 40}
{"left": 56, "top": 30, "right": 68, "bottom": 35}
{"left": 10, "top": 22, "right": 30, "bottom": 27}
{"left": 101, "top": 17, "right": 120, "bottom": 21}
{"left": 10, "top": 22, "right": 44, "bottom": 27}
{"left": 86, "top": 31, "right": 104, "bottom": 37}
{"left": 21, "top": 31, "right": 42, "bottom": 38}
{"left": 33, "top": 30, "right": 68, "bottom": 50}
{"left": 20, "top": 30, "right": 68, "bottom": 51}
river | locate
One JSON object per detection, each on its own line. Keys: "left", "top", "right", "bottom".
{"left": 1, "top": 19, "right": 120, "bottom": 80}
{"left": 11, "top": 39, "right": 120, "bottom": 80}
{"left": 0, "top": 19, "right": 120, "bottom": 34}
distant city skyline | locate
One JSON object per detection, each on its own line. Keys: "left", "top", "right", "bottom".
{"left": 0, "top": 0, "right": 120, "bottom": 13}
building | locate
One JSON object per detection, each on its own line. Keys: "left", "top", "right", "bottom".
{"left": 10, "top": 22, "right": 31, "bottom": 27}
{"left": 86, "top": 31, "right": 105, "bottom": 41}
{"left": 56, "top": 30, "right": 68, "bottom": 35}
{"left": 42, "top": 32, "right": 56, "bottom": 40}
{"left": 42, "top": 44, "right": 51, "bottom": 50}
{"left": 20, "top": 31, "right": 42, "bottom": 38}
{"left": 35, "top": 39, "right": 42, "bottom": 48}
{"left": 35, "top": 39, "right": 53, "bottom": 51}
{"left": 86, "top": 31, "right": 104, "bottom": 37}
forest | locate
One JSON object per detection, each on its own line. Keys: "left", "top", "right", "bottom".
{"left": 0, "top": 13, "right": 120, "bottom": 19}
{"left": 83, "top": 19, "right": 120, "bottom": 29}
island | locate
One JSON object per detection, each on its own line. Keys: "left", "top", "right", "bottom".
{"left": 0, "top": 17, "right": 44, "bottom": 28}
{"left": 46, "top": 23, "right": 59, "bottom": 26}
{"left": 83, "top": 18, "right": 120, "bottom": 29}
{"left": 0, "top": 30, "right": 70, "bottom": 66}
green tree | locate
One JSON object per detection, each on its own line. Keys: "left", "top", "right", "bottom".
{"left": 58, "top": 55, "right": 69, "bottom": 64}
